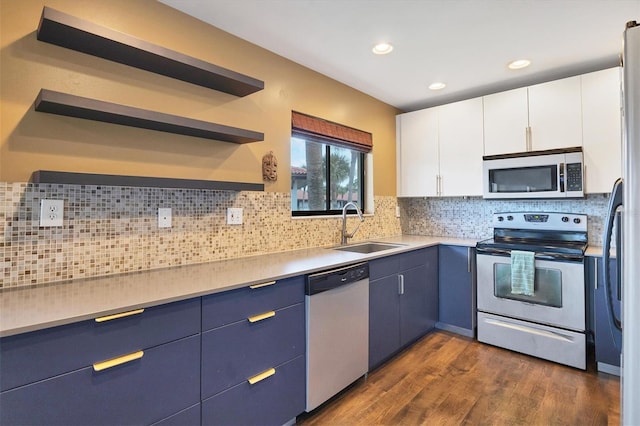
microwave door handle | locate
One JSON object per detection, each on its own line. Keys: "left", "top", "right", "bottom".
{"left": 559, "top": 163, "right": 565, "bottom": 192}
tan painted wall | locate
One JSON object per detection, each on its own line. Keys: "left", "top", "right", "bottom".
{"left": 0, "top": 0, "right": 399, "bottom": 195}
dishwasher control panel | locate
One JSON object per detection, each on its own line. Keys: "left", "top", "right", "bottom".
{"left": 306, "top": 262, "right": 369, "bottom": 296}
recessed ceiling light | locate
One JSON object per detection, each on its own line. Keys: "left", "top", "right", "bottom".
{"left": 428, "top": 82, "right": 446, "bottom": 90}
{"left": 508, "top": 59, "right": 531, "bottom": 70}
{"left": 372, "top": 42, "right": 393, "bottom": 55}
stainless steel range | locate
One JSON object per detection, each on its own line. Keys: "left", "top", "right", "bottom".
{"left": 476, "top": 212, "right": 588, "bottom": 369}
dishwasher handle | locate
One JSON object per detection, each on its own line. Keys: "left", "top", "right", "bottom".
{"left": 306, "top": 262, "right": 369, "bottom": 296}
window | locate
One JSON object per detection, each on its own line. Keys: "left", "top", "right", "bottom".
{"left": 290, "top": 112, "right": 372, "bottom": 216}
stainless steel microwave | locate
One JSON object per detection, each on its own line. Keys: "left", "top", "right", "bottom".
{"left": 482, "top": 147, "right": 584, "bottom": 199}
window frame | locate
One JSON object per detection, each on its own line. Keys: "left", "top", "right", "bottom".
{"left": 291, "top": 132, "right": 366, "bottom": 217}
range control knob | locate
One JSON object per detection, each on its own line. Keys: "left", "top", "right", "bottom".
{"left": 562, "top": 216, "right": 569, "bottom": 222}
{"left": 497, "top": 216, "right": 504, "bottom": 222}
{"left": 573, "top": 218, "right": 581, "bottom": 224}
{"left": 507, "top": 215, "right": 514, "bottom": 221}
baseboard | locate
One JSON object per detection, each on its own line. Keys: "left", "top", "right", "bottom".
{"left": 597, "top": 362, "right": 621, "bottom": 376}
{"left": 435, "top": 322, "right": 475, "bottom": 338}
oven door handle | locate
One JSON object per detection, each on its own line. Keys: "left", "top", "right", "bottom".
{"left": 476, "top": 247, "right": 512, "bottom": 256}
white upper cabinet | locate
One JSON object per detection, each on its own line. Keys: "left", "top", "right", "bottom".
{"left": 396, "top": 108, "right": 439, "bottom": 197}
{"left": 396, "top": 98, "right": 483, "bottom": 197}
{"left": 581, "top": 67, "right": 622, "bottom": 193}
{"left": 482, "top": 87, "right": 529, "bottom": 155}
{"left": 483, "top": 76, "right": 582, "bottom": 155}
{"left": 528, "top": 75, "right": 583, "bottom": 151}
{"left": 438, "top": 98, "right": 484, "bottom": 196}
{"left": 397, "top": 68, "right": 621, "bottom": 197}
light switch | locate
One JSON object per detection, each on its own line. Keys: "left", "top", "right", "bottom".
{"left": 227, "top": 207, "right": 243, "bottom": 225}
{"left": 158, "top": 207, "right": 172, "bottom": 228}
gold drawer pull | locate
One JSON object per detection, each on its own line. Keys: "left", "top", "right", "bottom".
{"left": 95, "top": 309, "right": 145, "bottom": 323}
{"left": 93, "top": 350, "right": 144, "bottom": 372}
{"left": 249, "top": 281, "right": 276, "bottom": 289}
{"left": 248, "top": 367, "right": 276, "bottom": 385}
{"left": 248, "top": 311, "right": 276, "bottom": 323}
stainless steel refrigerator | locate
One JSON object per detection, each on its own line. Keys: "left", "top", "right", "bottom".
{"left": 602, "top": 20, "right": 640, "bottom": 425}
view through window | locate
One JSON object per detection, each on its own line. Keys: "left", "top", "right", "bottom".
{"left": 291, "top": 134, "right": 365, "bottom": 216}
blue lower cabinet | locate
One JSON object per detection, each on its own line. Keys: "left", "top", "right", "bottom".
{"left": 369, "top": 247, "right": 438, "bottom": 369}
{"left": 437, "top": 245, "right": 475, "bottom": 336}
{"left": 369, "top": 274, "right": 402, "bottom": 368}
{"left": 590, "top": 256, "right": 622, "bottom": 371}
{"left": 401, "top": 262, "right": 438, "bottom": 346}
{"left": 201, "top": 355, "right": 305, "bottom": 426}
{"left": 0, "top": 335, "right": 201, "bottom": 426}
{"left": 201, "top": 303, "right": 305, "bottom": 399}
{"left": 152, "top": 403, "right": 201, "bottom": 426}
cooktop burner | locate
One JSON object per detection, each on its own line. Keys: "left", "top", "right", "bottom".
{"left": 476, "top": 212, "right": 588, "bottom": 259}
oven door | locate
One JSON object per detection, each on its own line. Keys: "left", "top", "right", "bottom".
{"left": 476, "top": 252, "right": 585, "bottom": 331}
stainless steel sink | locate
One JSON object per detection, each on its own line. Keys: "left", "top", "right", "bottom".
{"left": 333, "top": 242, "right": 405, "bottom": 254}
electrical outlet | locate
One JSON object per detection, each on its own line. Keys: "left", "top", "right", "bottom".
{"left": 158, "top": 207, "right": 172, "bottom": 228}
{"left": 226, "top": 207, "right": 243, "bottom": 225}
{"left": 395, "top": 206, "right": 401, "bottom": 218}
{"left": 40, "top": 199, "right": 64, "bottom": 227}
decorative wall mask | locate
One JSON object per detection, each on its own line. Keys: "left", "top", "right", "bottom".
{"left": 262, "top": 151, "right": 278, "bottom": 182}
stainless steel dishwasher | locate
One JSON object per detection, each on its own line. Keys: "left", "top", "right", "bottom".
{"left": 305, "top": 262, "right": 369, "bottom": 412}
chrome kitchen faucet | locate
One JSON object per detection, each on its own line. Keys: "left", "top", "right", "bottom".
{"left": 341, "top": 202, "right": 364, "bottom": 245}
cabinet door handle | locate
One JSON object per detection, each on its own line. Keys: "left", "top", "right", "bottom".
{"left": 248, "top": 367, "right": 276, "bottom": 385}
{"left": 594, "top": 257, "right": 599, "bottom": 290}
{"left": 93, "top": 350, "right": 144, "bottom": 372}
{"left": 249, "top": 281, "right": 276, "bottom": 289}
{"left": 467, "top": 247, "right": 472, "bottom": 273}
{"left": 95, "top": 308, "right": 144, "bottom": 323}
{"left": 398, "top": 274, "right": 405, "bottom": 295}
{"left": 248, "top": 310, "right": 276, "bottom": 323}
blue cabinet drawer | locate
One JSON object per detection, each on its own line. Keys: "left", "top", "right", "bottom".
{"left": 0, "top": 297, "right": 201, "bottom": 392}
{"left": 152, "top": 403, "right": 201, "bottom": 426}
{"left": 201, "top": 355, "right": 305, "bottom": 426}
{"left": 370, "top": 248, "right": 433, "bottom": 281}
{"left": 369, "top": 254, "right": 400, "bottom": 280}
{"left": 0, "top": 334, "right": 201, "bottom": 426}
{"left": 399, "top": 247, "right": 433, "bottom": 271}
{"left": 201, "top": 303, "right": 305, "bottom": 399}
{"left": 202, "top": 276, "right": 304, "bottom": 331}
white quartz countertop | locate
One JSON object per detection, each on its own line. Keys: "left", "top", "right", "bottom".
{"left": 585, "top": 246, "right": 617, "bottom": 257}
{"left": 0, "top": 235, "right": 477, "bottom": 337}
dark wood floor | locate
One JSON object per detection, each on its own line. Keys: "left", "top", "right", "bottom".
{"left": 298, "top": 331, "right": 620, "bottom": 426}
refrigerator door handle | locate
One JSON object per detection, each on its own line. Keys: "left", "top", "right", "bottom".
{"left": 602, "top": 178, "right": 623, "bottom": 331}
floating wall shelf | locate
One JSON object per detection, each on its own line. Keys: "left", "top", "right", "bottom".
{"left": 36, "top": 6, "right": 264, "bottom": 97}
{"left": 31, "top": 171, "right": 265, "bottom": 192}
{"left": 34, "top": 89, "right": 264, "bottom": 144}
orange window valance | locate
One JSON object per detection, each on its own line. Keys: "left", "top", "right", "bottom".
{"left": 291, "top": 111, "right": 373, "bottom": 152}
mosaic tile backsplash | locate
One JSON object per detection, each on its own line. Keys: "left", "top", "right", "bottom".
{"left": 1, "top": 182, "right": 611, "bottom": 288}
{"left": 398, "top": 194, "right": 611, "bottom": 246}
{"left": 0, "top": 183, "right": 401, "bottom": 288}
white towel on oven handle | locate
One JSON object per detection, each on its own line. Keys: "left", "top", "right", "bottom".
{"left": 511, "top": 250, "right": 535, "bottom": 296}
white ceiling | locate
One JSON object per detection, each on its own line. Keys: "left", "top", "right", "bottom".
{"left": 160, "top": 0, "right": 640, "bottom": 112}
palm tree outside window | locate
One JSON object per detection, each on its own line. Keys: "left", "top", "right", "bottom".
{"left": 290, "top": 111, "right": 371, "bottom": 216}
